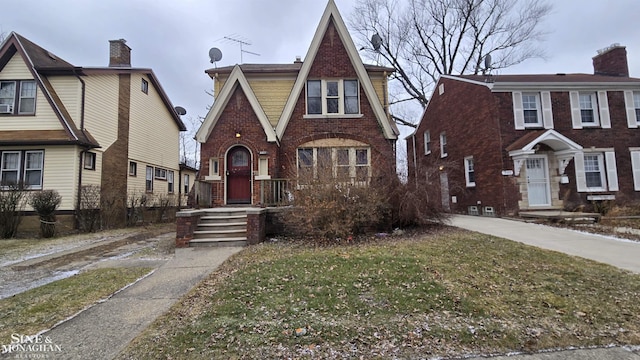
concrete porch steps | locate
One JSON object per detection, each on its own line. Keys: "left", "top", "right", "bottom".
{"left": 191, "top": 208, "right": 248, "bottom": 247}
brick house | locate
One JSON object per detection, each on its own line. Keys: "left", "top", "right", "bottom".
{"left": 406, "top": 44, "right": 640, "bottom": 216}
{"left": 195, "top": 0, "right": 398, "bottom": 207}
{"left": 0, "top": 32, "right": 186, "bottom": 230}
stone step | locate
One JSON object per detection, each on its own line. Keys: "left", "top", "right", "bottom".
{"left": 189, "top": 237, "right": 248, "bottom": 247}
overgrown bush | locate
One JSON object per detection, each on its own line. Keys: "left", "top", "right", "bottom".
{"left": 127, "top": 191, "right": 149, "bottom": 226}
{"left": 0, "top": 183, "right": 26, "bottom": 239}
{"left": 77, "top": 185, "right": 101, "bottom": 232}
{"left": 155, "top": 194, "right": 177, "bottom": 223}
{"left": 29, "top": 190, "right": 62, "bottom": 238}
{"left": 278, "top": 155, "right": 448, "bottom": 243}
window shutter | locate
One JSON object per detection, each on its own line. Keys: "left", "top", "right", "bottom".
{"left": 574, "top": 152, "right": 587, "bottom": 192}
{"left": 631, "top": 151, "right": 640, "bottom": 191}
{"left": 570, "top": 91, "right": 583, "bottom": 129}
{"left": 604, "top": 151, "right": 618, "bottom": 191}
{"left": 624, "top": 91, "right": 638, "bottom": 128}
{"left": 541, "top": 91, "right": 554, "bottom": 129}
{"left": 512, "top": 92, "right": 525, "bottom": 130}
{"left": 598, "top": 91, "right": 611, "bottom": 128}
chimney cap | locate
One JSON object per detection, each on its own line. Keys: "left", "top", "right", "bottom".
{"left": 595, "top": 43, "right": 624, "bottom": 56}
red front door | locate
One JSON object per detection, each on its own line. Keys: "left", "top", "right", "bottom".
{"left": 227, "top": 147, "right": 251, "bottom": 204}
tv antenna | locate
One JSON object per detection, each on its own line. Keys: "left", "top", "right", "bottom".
{"left": 479, "top": 54, "right": 492, "bottom": 75}
{"left": 223, "top": 35, "right": 260, "bottom": 63}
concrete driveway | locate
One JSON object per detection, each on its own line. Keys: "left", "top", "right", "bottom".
{"left": 449, "top": 215, "right": 640, "bottom": 274}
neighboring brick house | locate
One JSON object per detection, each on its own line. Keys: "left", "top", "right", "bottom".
{"left": 195, "top": 0, "right": 398, "bottom": 207}
{"left": 0, "top": 32, "right": 186, "bottom": 229}
{"left": 407, "top": 44, "right": 640, "bottom": 216}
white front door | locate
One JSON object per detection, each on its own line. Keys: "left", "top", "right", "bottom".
{"left": 526, "top": 156, "right": 551, "bottom": 206}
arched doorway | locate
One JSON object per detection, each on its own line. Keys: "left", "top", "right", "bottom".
{"left": 227, "top": 146, "right": 251, "bottom": 204}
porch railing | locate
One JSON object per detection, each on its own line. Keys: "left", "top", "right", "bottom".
{"left": 259, "top": 178, "right": 292, "bottom": 207}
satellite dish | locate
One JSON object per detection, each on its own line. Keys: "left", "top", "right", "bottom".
{"left": 174, "top": 106, "right": 187, "bottom": 116}
{"left": 484, "top": 54, "right": 492, "bottom": 70}
{"left": 370, "top": 33, "right": 383, "bottom": 51}
{"left": 209, "top": 47, "right": 223, "bottom": 63}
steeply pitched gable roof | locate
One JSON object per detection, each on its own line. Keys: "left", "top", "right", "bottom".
{"left": 0, "top": 32, "right": 185, "bottom": 143}
{"left": 196, "top": 65, "right": 278, "bottom": 143}
{"left": 0, "top": 32, "right": 99, "bottom": 147}
{"left": 274, "top": 0, "right": 398, "bottom": 140}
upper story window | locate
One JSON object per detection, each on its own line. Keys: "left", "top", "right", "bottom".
{"left": 306, "top": 79, "right": 359, "bottom": 115}
{"left": 141, "top": 79, "right": 149, "bottom": 94}
{"left": 0, "top": 80, "right": 36, "bottom": 115}
{"left": 634, "top": 92, "right": 640, "bottom": 120}
{"left": 624, "top": 90, "right": 640, "bottom": 128}
{"left": 570, "top": 91, "right": 610, "bottom": 129}
{"left": 579, "top": 93, "right": 599, "bottom": 126}
{"left": 1, "top": 150, "right": 43, "bottom": 189}
{"left": 513, "top": 91, "right": 553, "bottom": 130}
{"left": 522, "top": 93, "right": 542, "bottom": 126}
{"left": 440, "top": 133, "right": 447, "bottom": 158}
{"left": 423, "top": 131, "right": 431, "bottom": 155}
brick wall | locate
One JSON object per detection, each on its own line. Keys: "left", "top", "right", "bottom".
{"left": 175, "top": 210, "right": 201, "bottom": 248}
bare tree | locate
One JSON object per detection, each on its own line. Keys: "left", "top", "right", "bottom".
{"left": 350, "top": 0, "right": 551, "bottom": 112}
{"left": 179, "top": 115, "right": 202, "bottom": 169}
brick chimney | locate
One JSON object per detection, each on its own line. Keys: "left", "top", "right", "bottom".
{"left": 592, "top": 44, "right": 629, "bottom": 77}
{"left": 109, "top": 39, "right": 131, "bottom": 67}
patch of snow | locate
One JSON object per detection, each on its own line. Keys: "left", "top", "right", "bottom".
{"left": 0, "top": 270, "right": 79, "bottom": 299}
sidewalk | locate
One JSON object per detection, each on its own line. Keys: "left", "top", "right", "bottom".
{"left": 451, "top": 215, "right": 640, "bottom": 360}
{"left": 40, "top": 245, "right": 242, "bottom": 360}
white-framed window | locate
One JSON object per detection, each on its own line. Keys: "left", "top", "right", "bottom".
{"left": 167, "top": 170, "right": 174, "bottom": 193}
{"left": 631, "top": 148, "right": 640, "bottom": 191}
{"left": 183, "top": 174, "right": 190, "bottom": 194}
{"left": 522, "top": 93, "right": 542, "bottom": 126}
{"left": 575, "top": 150, "right": 618, "bottom": 192}
{"left": 464, "top": 156, "right": 475, "bottom": 187}
{"left": 513, "top": 91, "right": 553, "bottom": 129}
{"left": 579, "top": 93, "right": 599, "bottom": 126}
{"left": 570, "top": 91, "right": 610, "bottom": 129}
{"left": 296, "top": 147, "right": 370, "bottom": 185}
{"left": 145, "top": 166, "right": 153, "bottom": 192}
{"left": 0, "top": 80, "right": 36, "bottom": 115}
{"left": 154, "top": 167, "right": 167, "bottom": 180}
{"left": 440, "top": 133, "right": 447, "bottom": 158}
{"left": 0, "top": 150, "right": 43, "bottom": 189}
{"left": 129, "top": 161, "right": 137, "bottom": 176}
{"left": 306, "top": 79, "right": 359, "bottom": 115}
{"left": 83, "top": 152, "right": 96, "bottom": 170}
{"left": 584, "top": 154, "right": 605, "bottom": 190}
{"left": 210, "top": 158, "right": 219, "bottom": 176}
{"left": 141, "top": 78, "right": 149, "bottom": 94}
{"left": 624, "top": 90, "right": 640, "bottom": 128}
{"left": 424, "top": 131, "right": 431, "bottom": 155}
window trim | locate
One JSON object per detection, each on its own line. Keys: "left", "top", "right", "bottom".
{"left": 296, "top": 146, "right": 371, "bottom": 185}
{"left": 624, "top": 90, "right": 640, "bottom": 128}
{"left": 575, "top": 150, "right": 618, "bottom": 192}
{"left": 83, "top": 152, "right": 96, "bottom": 170}
{"left": 145, "top": 166, "right": 153, "bottom": 192}
{"left": 154, "top": 167, "right": 167, "bottom": 180}
{"left": 522, "top": 92, "right": 542, "bottom": 127}
{"left": 129, "top": 161, "right": 137, "bottom": 176}
{"left": 183, "top": 174, "right": 190, "bottom": 194}
{"left": 579, "top": 92, "right": 599, "bottom": 126}
{"left": 0, "top": 80, "right": 36, "bottom": 115}
{"left": 440, "top": 133, "right": 447, "bottom": 158}
{"left": 0, "top": 150, "right": 44, "bottom": 190}
{"left": 305, "top": 79, "right": 361, "bottom": 116}
{"left": 464, "top": 156, "right": 476, "bottom": 188}
{"left": 167, "top": 170, "right": 174, "bottom": 193}
{"left": 141, "top": 78, "right": 149, "bottom": 94}
{"left": 424, "top": 131, "right": 431, "bottom": 155}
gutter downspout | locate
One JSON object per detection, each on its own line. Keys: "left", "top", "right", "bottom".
{"left": 73, "top": 71, "right": 86, "bottom": 227}
{"left": 412, "top": 134, "right": 418, "bottom": 187}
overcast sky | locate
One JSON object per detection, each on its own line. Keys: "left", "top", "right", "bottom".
{"left": 3, "top": 0, "right": 640, "bottom": 137}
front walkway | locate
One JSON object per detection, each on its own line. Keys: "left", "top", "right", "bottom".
{"left": 449, "top": 215, "right": 640, "bottom": 274}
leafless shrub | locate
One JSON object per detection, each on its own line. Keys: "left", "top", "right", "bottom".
{"left": 154, "top": 194, "right": 177, "bottom": 223}
{"left": 76, "top": 185, "right": 101, "bottom": 233}
{"left": 0, "top": 183, "right": 26, "bottom": 239}
{"left": 127, "top": 191, "right": 150, "bottom": 226}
